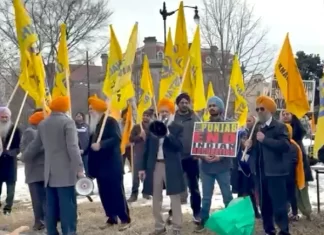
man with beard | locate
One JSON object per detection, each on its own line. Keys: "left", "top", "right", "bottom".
{"left": 20, "top": 109, "right": 46, "bottom": 230}
{"left": 127, "top": 109, "right": 153, "bottom": 202}
{"left": 195, "top": 96, "right": 233, "bottom": 233}
{"left": 74, "top": 112, "right": 90, "bottom": 176}
{"left": 0, "top": 106, "right": 21, "bottom": 215}
{"left": 87, "top": 95, "right": 131, "bottom": 231}
{"left": 173, "top": 93, "right": 201, "bottom": 222}
{"left": 245, "top": 96, "right": 291, "bottom": 235}
{"left": 139, "top": 98, "right": 185, "bottom": 235}
{"left": 23, "top": 96, "right": 84, "bottom": 235}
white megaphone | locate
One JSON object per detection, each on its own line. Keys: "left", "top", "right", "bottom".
{"left": 75, "top": 177, "right": 94, "bottom": 197}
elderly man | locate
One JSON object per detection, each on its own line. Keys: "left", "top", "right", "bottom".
{"left": 139, "top": 98, "right": 185, "bottom": 235}
{"left": 195, "top": 96, "right": 233, "bottom": 233}
{"left": 20, "top": 109, "right": 46, "bottom": 231}
{"left": 127, "top": 109, "right": 153, "bottom": 202}
{"left": 245, "top": 96, "right": 291, "bottom": 235}
{"left": 87, "top": 95, "right": 131, "bottom": 231}
{"left": 0, "top": 106, "right": 21, "bottom": 215}
{"left": 23, "top": 96, "right": 84, "bottom": 235}
{"left": 174, "top": 93, "right": 201, "bottom": 221}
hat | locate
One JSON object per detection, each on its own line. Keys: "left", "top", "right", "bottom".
{"left": 88, "top": 95, "right": 107, "bottom": 112}
{"left": 49, "top": 96, "right": 70, "bottom": 113}
{"left": 285, "top": 123, "right": 292, "bottom": 139}
{"left": 157, "top": 98, "right": 175, "bottom": 114}
{"left": 256, "top": 95, "right": 277, "bottom": 113}
{"left": 176, "top": 93, "right": 191, "bottom": 105}
{"left": 207, "top": 96, "right": 225, "bottom": 112}
{"left": 28, "top": 111, "right": 45, "bottom": 125}
{"left": 0, "top": 106, "right": 11, "bottom": 117}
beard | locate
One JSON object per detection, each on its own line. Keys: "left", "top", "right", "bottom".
{"left": 0, "top": 121, "right": 12, "bottom": 138}
{"left": 89, "top": 112, "right": 101, "bottom": 134}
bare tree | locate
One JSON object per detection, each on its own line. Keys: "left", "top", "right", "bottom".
{"left": 201, "top": 0, "right": 275, "bottom": 99}
{"left": 0, "top": 0, "right": 113, "bottom": 83}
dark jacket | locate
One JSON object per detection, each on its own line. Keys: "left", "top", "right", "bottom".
{"left": 249, "top": 118, "right": 290, "bottom": 177}
{"left": 174, "top": 110, "right": 200, "bottom": 158}
{"left": 140, "top": 120, "right": 186, "bottom": 196}
{"left": 129, "top": 122, "right": 150, "bottom": 162}
{"left": 200, "top": 115, "right": 232, "bottom": 174}
{"left": 20, "top": 126, "right": 45, "bottom": 184}
{"left": 285, "top": 142, "right": 298, "bottom": 174}
{"left": 76, "top": 122, "right": 90, "bottom": 154}
{"left": 88, "top": 116, "right": 123, "bottom": 180}
{"left": 0, "top": 125, "right": 21, "bottom": 183}
{"left": 289, "top": 116, "right": 313, "bottom": 181}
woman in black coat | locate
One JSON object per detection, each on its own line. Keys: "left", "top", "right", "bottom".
{"left": 281, "top": 110, "right": 313, "bottom": 219}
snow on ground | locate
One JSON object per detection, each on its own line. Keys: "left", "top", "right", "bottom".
{"left": 2, "top": 163, "right": 324, "bottom": 214}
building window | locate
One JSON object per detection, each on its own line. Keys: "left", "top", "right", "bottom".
{"left": 206, "top": 56, "right": 212, "bottom": 65}
{"left": 157, "top": 51, "right": 164, "bottom": 60}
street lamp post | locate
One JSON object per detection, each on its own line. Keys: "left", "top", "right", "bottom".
{"left": 159, "top": 1, "right": 200, "bottom": 45}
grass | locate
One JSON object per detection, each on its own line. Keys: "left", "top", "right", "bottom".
{"left": 1, "top": 201, "right": 324, "bottom": 234}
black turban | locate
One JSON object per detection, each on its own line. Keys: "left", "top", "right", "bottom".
{"left": 176, "top": 93, "right": 191, "bottom": 105}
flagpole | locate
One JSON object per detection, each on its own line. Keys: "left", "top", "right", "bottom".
{"left": 66, "top": 70, "right": 72, "bottom": 115}
{"left": 6, "top": 82, "right": 19, "bottom": 107}
{"left": 7, "top": 92, "right": 28, "bottom": 150}
{"left": 224, "top": 85, "right": 231, "bottom": 119}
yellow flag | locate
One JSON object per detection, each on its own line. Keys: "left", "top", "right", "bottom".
{"left": 13, "top": 0, "right": 45, "bottom": 103}
{"left": 159, "top": 28, "right": 181, "bottom": 102}
{"left": 102, "top": 25, "right": 122, "bottom": 98}
{"left": 189, "top": 26, "right": 206, "bottom": 111}
{"left": 111, "top": 23, "right": 137, "bottom": 110}
{"left": 203, "top": 82, "right": 215, "bottom": 121}
{"left": 229, "top": 55, "right": 248, "bottom": 127}
{"left": 274, "top": 34, "right": 310, "bottom": 118}
{"left": 314, "top": 77, "right": 324, "bottom": 159}
{"left": 120, "top": 104, "right": 132, "bottom": 155}
{"left": 52, "top": 23, "right": 70, "bottom": 99}
{"left": 137, "top": 55, "right": 153, "bottom": 123}
{"left": 174, "top": 1, "right": 192, "bottom": 97}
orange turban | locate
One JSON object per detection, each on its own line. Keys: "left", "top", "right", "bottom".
{"left": 285, "top": 124, "right": 292, "bottom": 139}
{"left": 49, "top": 96, "right": 70, "bottom": 113}
{"left": 28, "top": 111, "right": 45, "bottom": 125}
{"left": 157, "top": 98, "right": 175, "bottom": 114}
{"left": 88, "top": 95, "right": 107, "bottom": 112}
{"left": 255, "top": 95, "right": 277, "bottom": 113}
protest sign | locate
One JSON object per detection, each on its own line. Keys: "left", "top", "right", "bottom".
{"left": 270, "top": 79, "right": 315, "bottom": 112}
{"left": 191, "top": 122, "right": 239, "bottom": 157}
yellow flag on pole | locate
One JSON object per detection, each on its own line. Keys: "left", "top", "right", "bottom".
{"left": 13, "top": 0, "right": 45, "bottom": 104}
{"left": 203, "top": 82, "right": 215, "bottom": 121}
{"left": 189, "top": 26, "right": 206, "bottom": 111}
{"left": 137, "top": 55, "right": 153, "bottom": 123}
{"left": 159, "top": 28, "right": 181, "bottom": 102}
{"left": 274, "top": 33, "right": 309, "bottom": 118}
{"left": 229, "top": 54, "right": 248, "bottom": 127}
{"left": 102, "top": 25, "right": 122, "bottom": 98}
{"left": 174, "top": 1, "right": 192, "bottom": 97}
{"left": 111, "top": 23, "right": 138, "bottom": 110}
{"left": 52, "top": 23, "right": 69, "bottom": 99}
{"left": 314, "top": 76, "right": 324, "bottom": 159}
{"left": 120, "top": 104, "right": 132, "bottom": 155}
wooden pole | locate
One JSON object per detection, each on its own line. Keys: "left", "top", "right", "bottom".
{"left": 96, "top": 99, "right": 111, "bottom": 143}
{"left": 66, "top": 69, "right": 72, "bottom": 116}
{"left": 6, "top": 82, "right": 19, "bottom": 108}
{"left": 6, "top": 92, "right": 28, "bottom": 150}
{"left": 241, "top": 118, "right": 258, "bottom": 161}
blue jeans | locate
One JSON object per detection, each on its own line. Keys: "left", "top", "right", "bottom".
{"left": 200, "top": 170, "right": 233, "bottom": 224}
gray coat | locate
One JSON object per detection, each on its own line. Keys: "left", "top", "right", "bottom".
{"left": 23, "top": 112, "right": 84, "bottom": 187}
{"left": 20, "top": 126, "right": 45, "bottom": 184}
{"left": 140, "top": 120, "right": 186, "bottom": 196}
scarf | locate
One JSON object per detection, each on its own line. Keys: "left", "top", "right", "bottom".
{"left": 291, "top": 139, "right": 305, "bottom": 190}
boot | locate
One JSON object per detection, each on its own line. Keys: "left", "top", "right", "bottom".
{"left": 143, "top": 194, "right": 151, "bottom": 200}
{"left": 127, "top": 194, "right": 138, "bottom": 203}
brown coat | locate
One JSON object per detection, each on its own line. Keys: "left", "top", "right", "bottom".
{"left": 23, "top": 112, "right": 83, "bottom": 187}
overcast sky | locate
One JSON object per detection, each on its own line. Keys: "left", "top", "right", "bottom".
{"left": 105, "top": 0, "right": 324, "bottom": 62}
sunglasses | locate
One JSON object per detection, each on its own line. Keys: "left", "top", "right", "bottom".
{"left": 255, "top": 107, "right": 265, "bottom": 112}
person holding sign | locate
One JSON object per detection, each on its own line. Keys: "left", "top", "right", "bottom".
{"left": 87, "top": 96, "right": 131, "bottom": 231}
{"left": 245, "top": 95, "right": 291, "bottom": 235}
{"left": 195, "top": 96, "right": 233, "bottom": 233}
{"left": 0, "top": 107, "right": 21, "bottom": 216}
{"left": 138, "top": 98, "right": 185, "bottom": 235}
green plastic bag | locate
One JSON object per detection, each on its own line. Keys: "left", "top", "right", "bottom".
{"left": 205, "top": 197, "right": 255, "bottom": 235}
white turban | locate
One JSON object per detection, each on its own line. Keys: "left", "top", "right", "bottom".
{"left": 0, "top": 106, "right": 11, "bottom": 117}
